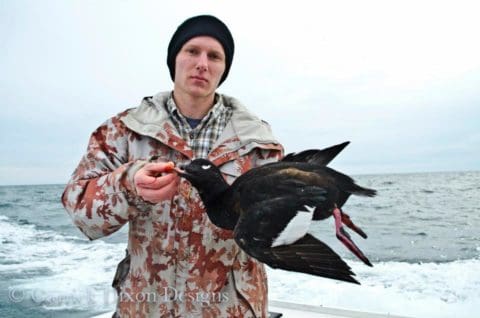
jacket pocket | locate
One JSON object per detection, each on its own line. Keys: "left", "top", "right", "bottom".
{"left": 112, "top": 250, "right": 131, "bottom": 293}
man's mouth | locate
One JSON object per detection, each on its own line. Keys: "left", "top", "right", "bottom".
{"left": 190, "top": 76, "right": 208, "bottom": 83}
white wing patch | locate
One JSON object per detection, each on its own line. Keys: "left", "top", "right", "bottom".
{"left": 271, "top": 205, "right": 315, "bottom": 247}
{"left": 201, "top": 165, "right": 211, "bottom": 170}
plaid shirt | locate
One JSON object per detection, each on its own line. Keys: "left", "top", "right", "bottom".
{"left": 166, "top": 93, "right": 233, "bottom": 159}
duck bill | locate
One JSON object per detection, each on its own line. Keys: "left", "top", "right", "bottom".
{"left": 173, "top": 166, "right": 186, "bottom": 176}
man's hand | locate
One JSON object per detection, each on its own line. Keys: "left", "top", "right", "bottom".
{"left": 134, "top": 162, "right": 180, "bottom": 204}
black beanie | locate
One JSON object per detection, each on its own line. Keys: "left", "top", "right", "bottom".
{"left": 167, "top": 15, "right": 234, "bottom": 86}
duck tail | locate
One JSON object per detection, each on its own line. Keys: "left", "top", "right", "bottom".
{"left": 351, "top": 184, "right": 377, "bottom": 197}
{"left": 282, "top": 141, "right": 350, "bottom": 166}
{"left": 324, "top": 166, "right": 377, "bottom": 197}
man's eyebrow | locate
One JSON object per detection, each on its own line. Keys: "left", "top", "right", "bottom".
{"left": 185, "top": 44, "right": 224, "bottom": 55}
{"left": 210, "top": 49, "right": 224, "bottom": 56}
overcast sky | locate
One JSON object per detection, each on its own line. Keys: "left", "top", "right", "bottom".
{"left": 1, "top": 0, "right": 479, "bottom": 185}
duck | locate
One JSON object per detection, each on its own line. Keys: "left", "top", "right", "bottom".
{"left": 174, "top": 142, "right": 376, "bottom": 284}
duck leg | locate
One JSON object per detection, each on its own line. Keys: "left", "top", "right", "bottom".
{"left": 333, "top": 207, "right": 372, "bottom": 267}
{"left": 341, "top": 211, "right": 368, "bottom": 239}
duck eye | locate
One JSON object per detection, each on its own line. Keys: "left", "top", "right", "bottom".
{"left": 201, "top": 165, "right": 211, "bottom": 170}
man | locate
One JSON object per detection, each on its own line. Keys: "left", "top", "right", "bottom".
{"left": 62, "top": 15, "right": 283, "bottom": 317}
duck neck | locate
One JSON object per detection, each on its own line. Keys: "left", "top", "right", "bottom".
{"left": 200, "top": 187, "right": 238, "bottom": 231}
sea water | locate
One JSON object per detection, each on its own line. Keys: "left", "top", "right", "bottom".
{"left": 0, "top": 171, "right": 479, "bottom": 317}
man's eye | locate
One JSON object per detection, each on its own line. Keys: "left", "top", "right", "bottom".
{"left": 187, "top": 48, "right": 198, "bottom": 55}
{"left": 209, "top": 53, "right": 222, "bottom": 61}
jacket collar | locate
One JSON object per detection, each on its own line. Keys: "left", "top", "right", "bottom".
{"left": 121, "top": 91, "right": 282, "bottom": 161}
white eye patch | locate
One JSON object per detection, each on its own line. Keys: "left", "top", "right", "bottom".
{"left": 201, "top": 165, "right": 211, "bottom": 170}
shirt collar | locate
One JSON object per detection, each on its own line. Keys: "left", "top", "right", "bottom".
{"left": 166, "top": 92, "right": 226, "bottom": 129}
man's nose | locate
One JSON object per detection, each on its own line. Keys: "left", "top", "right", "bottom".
{"left": 195, "top": 53, "right": 208, "bottom": 71}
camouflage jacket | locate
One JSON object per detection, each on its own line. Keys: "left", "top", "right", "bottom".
{"left": 62, "top": 92, "right": 284, "bottom": 318}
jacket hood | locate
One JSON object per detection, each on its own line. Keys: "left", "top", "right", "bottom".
{"left": 121, "top": 91, "right": 281, "bottom": 155}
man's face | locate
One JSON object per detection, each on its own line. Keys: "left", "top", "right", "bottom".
{"left": 174, "top": 36, "right": 226, "bottom": 99}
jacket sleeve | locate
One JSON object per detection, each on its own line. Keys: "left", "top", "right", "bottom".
{"left": 253, "top": 147, "right": 284, "bottom": 167}
{"left": 61, "top": 115, "right": 149, "bottom": 240}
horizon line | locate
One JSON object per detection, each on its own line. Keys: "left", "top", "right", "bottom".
{"left": 1, "top": 169, "right": 478, "bottom": 187}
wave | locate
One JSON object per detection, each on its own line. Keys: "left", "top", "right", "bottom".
{"left": 0, "top": 215, "right": 126, "bottom": 312}
{"left": 0, "top": 203, "right": 14, "bottom": 209}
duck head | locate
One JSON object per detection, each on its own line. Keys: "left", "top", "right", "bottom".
{"left": 175, "top": 159, "right": 229, "bottom": 203}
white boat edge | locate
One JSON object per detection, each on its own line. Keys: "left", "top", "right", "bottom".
{"left": 91, "top": 300, "right": 413, "bottom": 318}
{"left": 268, "top": 300, "right": 412, "bottom": 318}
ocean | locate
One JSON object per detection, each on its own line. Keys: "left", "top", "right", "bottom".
{"left": 0, "top": 171, "right": 479, "bottom": 318}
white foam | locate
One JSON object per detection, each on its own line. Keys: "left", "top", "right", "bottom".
{"left": 0, "top": 216, "right": 125, "bottom": 311}
{"left": 267, "top": 259, "right": 480, "bottom": 318}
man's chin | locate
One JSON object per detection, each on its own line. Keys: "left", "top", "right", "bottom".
{"left": 187, "top": 87, "right": 215, "bottom": 99}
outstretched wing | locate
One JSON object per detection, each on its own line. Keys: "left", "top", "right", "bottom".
{"left": 266, "top": 234, "right": 359, "bottom": 284}
{"left": 232, "top": 176, "right": 359, "bottom": 284}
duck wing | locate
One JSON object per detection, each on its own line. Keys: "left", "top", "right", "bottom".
{"left": 236, "top": 212, "right": 359, "bottom": 284}
{"left": 234, "top": 180, "right": 327, "bottom": 247}
{"left": 282, "top": 141, "right": 350, "bottom": 165}
{"left": 267, "top": 234, "right": 359, "bottom": 284}
{"left": 232, "top": 176, "right": 359, "bottom": 284}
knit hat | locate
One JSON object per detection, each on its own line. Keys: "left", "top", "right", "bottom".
{"left": 167, "top": 15, "right": 235, "bottom": 86}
